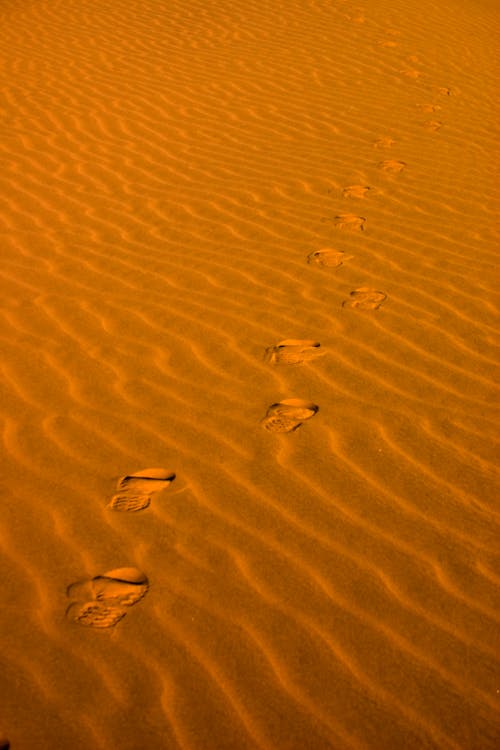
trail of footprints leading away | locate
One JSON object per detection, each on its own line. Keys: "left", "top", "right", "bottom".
{"left": 64, "top": 17, "right": 453, "bottom": 646}
{"left": 263, "top": 36, "right": 453, "bottom": 429}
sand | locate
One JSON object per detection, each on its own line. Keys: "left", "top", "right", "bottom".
{"left": 0, "top": 0, "right": 499, "bottom": 748}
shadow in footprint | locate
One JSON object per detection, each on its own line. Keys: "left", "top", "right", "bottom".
{"left": 342, "top": 288, "right": 387, "bottom": 310}
{"left": 108, "top": 468, "right": 176, "bottom": 512}
{"left": 66, "top": 567, "right": 149, "bottom": 629}
{"left": 262, "top": 399, "right": 319, "bottom": 433}
{"left": 266, "top": 340, "right": 323, "bottom": 365}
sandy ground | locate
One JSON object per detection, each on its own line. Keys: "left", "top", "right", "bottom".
{"left": 0, "top": 1, "right": 499, "bottom": 748}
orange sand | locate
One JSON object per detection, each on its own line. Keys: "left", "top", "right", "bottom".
{"left": 0, "top": 1, "right": 499, "bottom": 748}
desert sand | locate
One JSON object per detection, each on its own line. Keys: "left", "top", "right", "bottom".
{"left": 0, "top": 0, "right": 499, "bottom": 748}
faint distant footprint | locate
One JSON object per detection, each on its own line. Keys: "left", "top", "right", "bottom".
{"left": 424, "top": 120, "right": 443, "bottom": 131}
{"left": 342, "top": 185, "right": 372, "bottom": 198}
{"left": 66, "top": 567, "right": 149, "bottom": 629}
{"left": 374, "top": 136, "right": 395, "bottom": 149}
{"left": 378, "top": 159, "right": 406, "bottom": 174}
{"left": 399, "top": 68, "right": 422, "bottom": 79}
{"left": 262, "top": 399, "right": 318, "bottom": 433}
{"left": 266, "top": 340, "right": 323, "bottom": 365}
{"left": 342, "top": 288, "right": 387, "bottom": 310}
{"left": 345, "top": 12, "right": 365, "bottom": 23}
{"left": 418, "top": 103, "right": 441, "bottom": 113}
{"left": 307, "top": 249, "right": 346, "bottom": 267}
{"left": 108, "top": 468, "right": 176, "bottom": 512}
{"left": 332, "top": 214, "right": 366, "bottom": 230}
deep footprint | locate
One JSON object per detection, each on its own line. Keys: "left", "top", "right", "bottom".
{"left": 108, "top": 467, "right": 176, "bottom": 512}
{"left": 266, "top": 340, "right": 323, "bottom": 365}
{"left": 66, "top": 567, "right": 149, "bottom": 629}
{"left": 342, "top": 288, "right": 387, "bottom": 310}
{"left": 262, "top": 399, "right": 319, "bottom": 433}
{"left": 307, "top": 249, "right": 346, "bottom": 267}
{"left": 91, "top": 567, "right": 150, "bottom": 607}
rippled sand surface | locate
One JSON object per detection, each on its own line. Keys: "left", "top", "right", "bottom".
{"left": 0, "top": 1, "right": 498, "bottom": 748}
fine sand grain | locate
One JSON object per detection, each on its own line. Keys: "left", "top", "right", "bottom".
{"left": 1, "top": 0, "right": 499, "bottom": 748}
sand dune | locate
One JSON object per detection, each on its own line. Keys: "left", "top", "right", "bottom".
{"left": 0, "top": 0, "right": 499, "bottom": 748}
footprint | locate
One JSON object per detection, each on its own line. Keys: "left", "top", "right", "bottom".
{"left": 266, "top": 340, "right": 323, "bottom": 366}
{"left": 67, "top": 567, "right": 150, "bottom": 607}
{"left": 307, "top": 249, "right": 346, "bottom": 267}
{"left": 378, "top": 159, "right": 406, "bottom": 174}
{"left": 332, "top": 214, "right": 366, "bottom": 230}
{"left": 342, "top": 185, "right": 371, "bottom": 198}
{"left": 424, "top": 120, "right": 443, "bottom": 131}
{"left": 399, "top": 68, "right": 422, "bottom": 79}
{"left": 342, "top": 288, "right": 387, "bottom": 310}
{"left": 66, "top": 601, "right": 128, "bottom": 629}
{"left": 418, "top": 103, "right": 441, "bottom": 113}
{"left": 91, "top": 568, "right": 150, "bottom": 606}
{"left": 261, "top": 399, "right": 318, "bottom": 433}
{"left": 108, "top": 468, "right": 176, "bottom": 512}
{"left": 66, "top": 567, "right": 149, "bottom": 629}
{"left": 374, "top": 136, "right": 395, "bottom": 149}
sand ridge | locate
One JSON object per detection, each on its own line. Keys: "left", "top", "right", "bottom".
{"left": 0, "top": 0, "right": 499, "bottom": 748}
